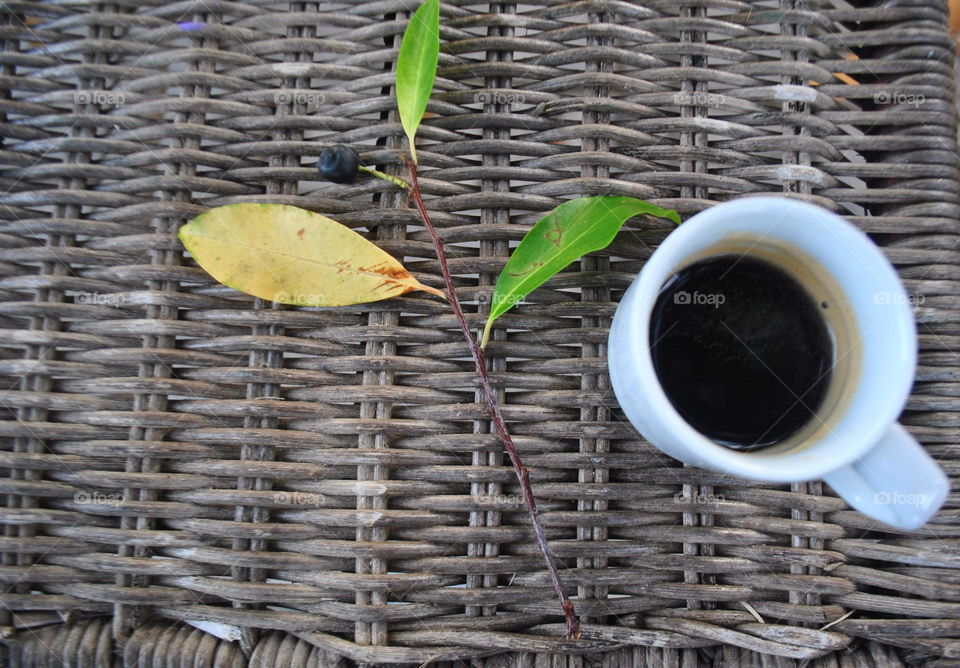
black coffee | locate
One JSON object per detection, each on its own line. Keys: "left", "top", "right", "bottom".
{"left": 649, "top": 254, "right": 833, "bottom": 450}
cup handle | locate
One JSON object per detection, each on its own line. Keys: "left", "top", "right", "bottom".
{"left": 823, "top": 423, "right": 948, "bottom": 530}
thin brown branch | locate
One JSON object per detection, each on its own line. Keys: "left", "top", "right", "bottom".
{"left": 406, "top": 159, "right": 580, "bottom": 640}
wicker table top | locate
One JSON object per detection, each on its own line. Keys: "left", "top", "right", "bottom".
{"left": 1, "top": 1, "right": 958, "bottom": 666}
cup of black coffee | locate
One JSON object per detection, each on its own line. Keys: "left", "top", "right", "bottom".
{"left": 608, "top": 197, "right": 947, "bottom": 529}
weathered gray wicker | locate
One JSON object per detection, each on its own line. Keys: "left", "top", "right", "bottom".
{"left": 0, "top": 0, "right": 958, "bottom": 666}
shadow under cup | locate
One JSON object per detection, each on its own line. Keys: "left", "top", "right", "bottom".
{"left": 662, "top": 237, "right": 863, "bottom": 456}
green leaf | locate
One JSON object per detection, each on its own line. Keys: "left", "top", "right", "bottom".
{"left": 396, "top": 0, "right": 439, "bottom": 164}
{"left": 480, "top": 197, "right": 681, "bottom": 349}
{"left": 178, "top": 203, "right": 445, "bottom": 306}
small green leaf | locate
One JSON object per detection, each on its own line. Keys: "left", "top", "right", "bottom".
{"left": 396, "top": 0, "right": 439, "bottom": 164}
{"left": 480, "top": 197, "right": 680, "bottom": 349}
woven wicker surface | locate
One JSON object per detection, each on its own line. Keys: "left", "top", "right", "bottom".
{"left": 1, "top": 0, "right": 958, "bottom": 666}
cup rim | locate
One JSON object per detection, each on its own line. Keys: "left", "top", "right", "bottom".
{"left": 613, "top": 197, "right": 917, "bottom": 482}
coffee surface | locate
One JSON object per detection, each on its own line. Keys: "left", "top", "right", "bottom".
{"left": 649, "top": 254, "right": 833, "bottom": 449}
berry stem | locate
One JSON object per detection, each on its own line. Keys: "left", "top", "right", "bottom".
{"left": 359, "top": 165, "right": 410, "bottom": 190}
{"left": 405, "top": 158, "right": 580, "bottom": 640}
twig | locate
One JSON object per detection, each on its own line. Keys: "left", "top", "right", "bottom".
{"left": 405, "top": 159, "right": 580, "bottom": 640}
{"left": 359, "top": 165, "right": 410, "bottom": 190}
{"left": 740, "top": 601, "right": 765, "bottom": 624}
{"left": 819, "top": 609, "right": 855, "bottom": 631}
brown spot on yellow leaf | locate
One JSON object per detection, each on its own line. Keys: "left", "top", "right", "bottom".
{"left": 362, "top": 262, "right": 410, "bottom": 280}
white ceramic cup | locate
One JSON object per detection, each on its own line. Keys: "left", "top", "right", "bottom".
{"left": 608, "top": 197, "right": 948, "bottom": 530}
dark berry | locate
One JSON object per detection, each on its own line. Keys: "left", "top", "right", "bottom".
{"left": 317, "top": 145, "right": 361, "bottom": 184}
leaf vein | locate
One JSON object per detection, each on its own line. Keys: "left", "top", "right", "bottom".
{"left": 184, "top": 231, "right": 410, "bottom": 284}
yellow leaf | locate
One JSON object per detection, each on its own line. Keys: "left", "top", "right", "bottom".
{"left": 178, "top": 203, "right": 445, "bottom": 306}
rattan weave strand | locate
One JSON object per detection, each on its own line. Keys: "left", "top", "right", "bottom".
{"left": 0, "top": 0, "right": 958, "bottom": 666}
